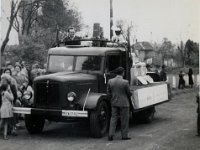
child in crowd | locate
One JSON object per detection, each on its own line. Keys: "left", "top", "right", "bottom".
{"left": 0, "top": 74, "right": 14, "bottom": 140}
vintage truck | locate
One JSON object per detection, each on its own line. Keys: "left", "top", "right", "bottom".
{"left": 13, "top": 40, "right": 170, "bottom": 138}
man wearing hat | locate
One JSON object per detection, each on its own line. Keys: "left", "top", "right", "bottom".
{"left": 111, "top": 27, "right": 126, "bottom": 44}
{"left": 107, "top": 67, "right": 132, "bottom": 141}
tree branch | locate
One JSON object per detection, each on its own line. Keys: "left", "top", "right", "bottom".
{"left": 1, "top": 0, "right": 21, "bottom": 54}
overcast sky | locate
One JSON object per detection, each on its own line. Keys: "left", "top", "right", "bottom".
{"left": 1, "top": 0, "right": 200, "bottom": 45}
{"left": 72, "top": 0, "right": 200, "bottom": 43}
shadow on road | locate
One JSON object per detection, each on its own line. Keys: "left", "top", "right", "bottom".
{"left": 40, "top": 122, "right": 91, "bottom": 139}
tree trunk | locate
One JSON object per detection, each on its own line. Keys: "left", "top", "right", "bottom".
{"left": 1, "top": 19, "right": 13, "bottom": 55}
{"left": 1, "top": 0, "right": 20, "bottom": 55}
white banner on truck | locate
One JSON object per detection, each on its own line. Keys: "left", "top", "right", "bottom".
{"left": 132, "top": 83, "right": 168, "bottom": 109}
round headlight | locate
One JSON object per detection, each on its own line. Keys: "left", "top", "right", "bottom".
{"left": 67, "top": 92, "right": 76, "bottom": 102}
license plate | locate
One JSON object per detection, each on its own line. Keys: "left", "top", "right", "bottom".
{"left": 63, "top": 111, "right": 77, "bottom": 117}
{"left": 62, "top": 110, "right": 88, "bottom": 117}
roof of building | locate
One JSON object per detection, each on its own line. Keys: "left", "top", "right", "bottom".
{"left": 133, "top": 42, "right": 153, "bottom": 51}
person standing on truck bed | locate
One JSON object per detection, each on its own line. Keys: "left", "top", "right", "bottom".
{"left": 111, "top": 27, "right": 126, "bottom": 44}
{"left": 107, "top": 67, "right": 132, "bottom": 141}
{"left": 63, "top": 27, "right": 81, "bottom": 45}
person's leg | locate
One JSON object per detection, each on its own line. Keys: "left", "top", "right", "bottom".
{"left": 0, "top": 119, "right": 5, "bottom": 132}
{"left": 15, "top": 100, "right": 21, "bottom": 125}
{"left": 0, "top": 119, "right": 3, "bottom": 130}
{"left": 197, "top": 114, "right": 200, "bottom": 136}
{"left": 120, "top": 107, "right": 130, "bottom": 139}
{"left": 10, "top": 117, "right": 17, "bottom": 136}
{"left": 109, "top": 107, "right": 119, "bottom": 138}
{"left": 178, "top": 80, "right": 181, "bottom": 89}
{"left": 180, "top": 81, "right": 183, "bottom": 89}
{"left": 3, "top": 119, "right": 8, "bottom": 140}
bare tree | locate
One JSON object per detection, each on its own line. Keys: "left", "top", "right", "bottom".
{"left": 159, "top": 38, "right": 175, "bottom": 64}
{"left": 13, "top": 0, "right": 39, "bottom": 35}
{"left": 12, "top": 0, "right": 45, "bottom": 45}
{"left": 1, "top": 0, "right": 21, "bottom": 55}
{"left": 12, "top": 0, "right": 81, "bottom": 47}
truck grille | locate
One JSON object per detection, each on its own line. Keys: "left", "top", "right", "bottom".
{"left": 35, "top": 81, "right": 60, "bottom": 108}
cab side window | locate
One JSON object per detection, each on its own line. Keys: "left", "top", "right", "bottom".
{"left": 106, "top": 55, "right": 121, "bottom": 72}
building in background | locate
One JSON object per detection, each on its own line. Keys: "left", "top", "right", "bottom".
{"left": 132, "top": 42, "right": 155, "bottom": 64}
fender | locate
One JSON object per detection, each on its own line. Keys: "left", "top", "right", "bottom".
{"left": 78, "top": 92, "right": 110, "bottom": 110}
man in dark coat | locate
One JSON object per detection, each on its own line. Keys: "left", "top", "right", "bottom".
{"left": 63, "top": 27, "right": 81, "bottom": 45}
{"left": 107, "top": 67, "right": 132, "bottom": 141}
{"left": 160, "top": 65, "right": 167, "bottom": 81}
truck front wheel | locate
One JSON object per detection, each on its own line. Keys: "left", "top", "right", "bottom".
{"left": 89, "top": 101, "right": 110, "bottom": 138}
{"left": 25, "top": 114, "right": 45, "bottom": 134}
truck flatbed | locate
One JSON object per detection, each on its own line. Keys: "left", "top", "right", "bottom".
{"left": 130, "top": 82, "right": 169, "bottom": 110}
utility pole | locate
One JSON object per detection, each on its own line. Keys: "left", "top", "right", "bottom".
{"left": 126, "top": 25, "right": 131, "bottom": 81}
{"left": 56, "top": 24, "right": 59, "bottom": 45}
{"left": 110, "top": 0, "right": 113, "bottom": 40}
{"left": 0, "top": 0, "right": 2, "bottom": 69}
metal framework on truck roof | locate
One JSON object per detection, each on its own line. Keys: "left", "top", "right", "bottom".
{"left": 52, "top": 38, "right": 128, "bottom": 49}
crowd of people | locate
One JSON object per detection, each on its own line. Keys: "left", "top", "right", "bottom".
{"left": 146, "top": 64, "right": 194, "bottom": 89}
{"left": 0, "top": 60, "right": 46, "bottom": 140}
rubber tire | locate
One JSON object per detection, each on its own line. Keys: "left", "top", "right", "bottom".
{"left": 25, "top": 114, "right": 45, "bottom": 134}
{"left": 142, "top": 107, "right": 155, "bottom": 123}
{"left": 89, "top": 101, "right": 110, "bottom": 138}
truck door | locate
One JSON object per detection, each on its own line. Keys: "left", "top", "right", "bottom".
{"left": 106, "top": 54, "right": 121, "bottom": 72}
{"left": 98, "top": 54, "right": 122, "bottom": 93}
{"left": 105, "top": 52, "right": 128, "bottom": 80}
{"left": 104, "top": 54, "right": 122, "bottom": 84}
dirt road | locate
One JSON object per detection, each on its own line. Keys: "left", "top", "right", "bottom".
{"left": 0, "top": 89, "right": 199, "bottom": 150}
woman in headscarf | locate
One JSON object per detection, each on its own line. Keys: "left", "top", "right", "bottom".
{"left": 12, "top": 64, "right": 28, "bottom": 91}
{"left": 188, "top": 68, "right": 194, "bottom": 88}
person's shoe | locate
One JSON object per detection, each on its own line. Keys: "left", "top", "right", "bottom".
{"left": 122, "top": 137, "right": 131, "bottom": 140}
{"left": 11, "top": 131, "right": 18, "bottom": 136}
{"left": 3, "top": 135, "right": 8, "bottom": 140}
{"left": 7, "top": 130, "right": 11, "bottom": 135}
{"left": 108, "top": 136, "right": 113, "bottom": 141}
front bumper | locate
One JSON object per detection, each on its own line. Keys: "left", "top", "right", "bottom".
{"left": 13, "top": 107, "right": 88, "bottom": 118}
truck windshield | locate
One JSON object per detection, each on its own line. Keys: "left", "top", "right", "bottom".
{"left": 48, "top": 55, "right": 74, "bottom": 72}
{"left": 48, "top": 55, "right": 102, "bottom": 72}
{"left": 75, "top": 56, "right": 102, "bottom": 71}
